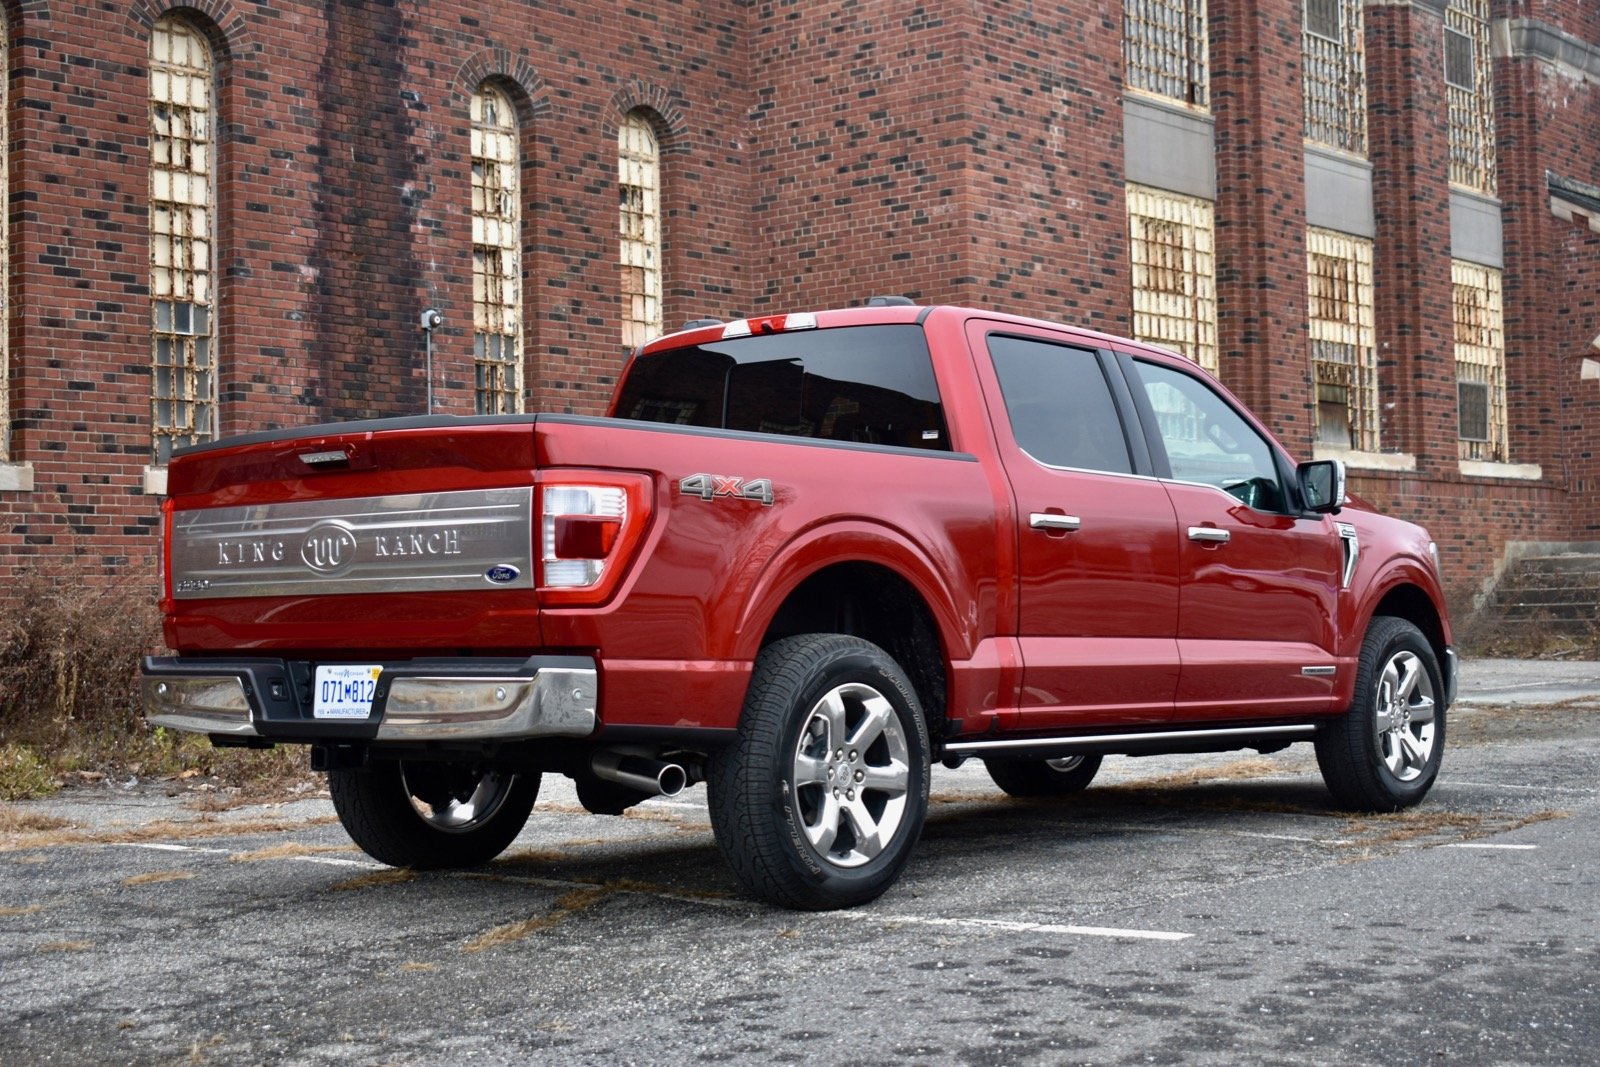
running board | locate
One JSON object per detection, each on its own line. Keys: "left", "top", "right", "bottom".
{"left": 945, "top": 723, "right": 1318, "bottom": 757}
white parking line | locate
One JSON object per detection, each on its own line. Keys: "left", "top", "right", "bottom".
{"left": 1442, "top": 780, "right": 1599, "bottom": 796}
{"left": 841, "top": 912, "right": 1191, "bottom": 941}
{"left": 1444, "top": 843, "right": 1539, "bottom": 850}
{"left": 112, "top": 843, "right": 231, "bottom": 855}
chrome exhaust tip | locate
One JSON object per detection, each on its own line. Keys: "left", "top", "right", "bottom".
{"left": 590, "top": 751, "right": 688, "bottom": 798}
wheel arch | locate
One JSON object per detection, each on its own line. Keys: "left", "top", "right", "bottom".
{"left": 1364, "top": 578, "right": 1450, "bottom": 686}
{"left": 751, "top": 557, "right": 954, "bottom": 738}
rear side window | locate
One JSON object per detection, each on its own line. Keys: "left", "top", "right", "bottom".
{"left": 613, "top": 324, "right": 950, "bottom": 450}
{"left": 987, "top": 335, "right": 1133, "bottom": 475}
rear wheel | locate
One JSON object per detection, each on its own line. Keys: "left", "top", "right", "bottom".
{"left": 329, "top": 760, "right": 539, "bottom": 869}
{"left": 1315, "top": 616, "right": 1444, "bottom": 811}
{"left": 984, "top": 753, "right": 1103, "bottom": 797}
{"left": 708, "top": 634, "right": 931, "bottom": 910}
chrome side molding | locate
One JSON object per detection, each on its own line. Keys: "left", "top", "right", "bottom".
{"left": 945, "top": 723, "right": 1317, "bottom": 756}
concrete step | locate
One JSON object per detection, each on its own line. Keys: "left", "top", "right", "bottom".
{"left": 1511, "top": 553, "right": 1600, "bottom": 576}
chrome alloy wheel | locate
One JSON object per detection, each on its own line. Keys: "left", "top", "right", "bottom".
{"left": 1372, "top": 649, "right": 1437, "bottom": 782}
{"left": 400, "top": 765, "right": 517, "bottom": 833}
{"left": 790, "top": 682, "right": 912, "bottom": 869}
{"left": 1045, "top": 756, "right": 1087, "bottom": 773}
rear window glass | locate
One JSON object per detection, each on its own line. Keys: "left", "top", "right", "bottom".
{"left": 612, "top": 324, "right": 950, "bottom": 451}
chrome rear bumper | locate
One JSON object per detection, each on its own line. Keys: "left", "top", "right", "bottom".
{"left": 141, "top": 656, "right": 597, "bottom": 742}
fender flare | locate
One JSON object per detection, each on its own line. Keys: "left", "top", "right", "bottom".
{"left": 730, "top": 518, "right": 977, "bottom": 666}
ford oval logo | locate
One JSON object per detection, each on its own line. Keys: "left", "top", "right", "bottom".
{"left": 485, "top": 564, "right": 520, "bottom": 585}
{"left": 300, "top": 522, "right": 359, "bottom": 575}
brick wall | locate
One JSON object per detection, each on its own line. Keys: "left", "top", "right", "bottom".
{"left": 1, "top": 0, "right": 1597, "bottom": 618}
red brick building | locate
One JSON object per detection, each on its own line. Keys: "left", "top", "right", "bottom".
{"left": 0, "top": 0, "right": 1596, "bottom": 613}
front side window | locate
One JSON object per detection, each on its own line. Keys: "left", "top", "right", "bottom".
{"left": 613, "top": 325, "right": 949, "bottom": 451}
{"left": 471, "top": 84, "right": 522, "bottom": 415}
{"left": 149, "top": 17, "right": 216, "bottom": 463}
{"left": 1445, "top": 0, "right": 1496, "bottom": 193}
{"left": 1452, "top": 259, "right": 1506, "bottom": 462}
{"left": 988, "top": 336, "right": 1132, "bottom": 475}
{"left": 1124, "top": 0, "right": 1208, "bottom": 108}
{"left": 1127, "top": 184, "right": 1218, "bottom": 375}
{"left": 1302, "top": 0, "right": 1366, "bottom": 153}
{"left": 1307, "top": 228, "right": 1378, "bottom": 451}
{"left": 618, "top": 111, "right": 662, "bottom": 349}
{"left": 1135, "top": 359, "right": 1285, "bottom": 511}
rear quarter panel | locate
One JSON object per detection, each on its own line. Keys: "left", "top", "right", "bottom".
{"left": 533, "top": 417, "right": 1001, "bottom": 730}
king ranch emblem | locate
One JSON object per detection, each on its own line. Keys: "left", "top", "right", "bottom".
{"left": 300, "top": 522, "right": 360, "bottom": 575}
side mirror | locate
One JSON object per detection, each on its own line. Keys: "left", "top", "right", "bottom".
{"left": 1298, "top": 458, "right": 1345, "bottom": 514}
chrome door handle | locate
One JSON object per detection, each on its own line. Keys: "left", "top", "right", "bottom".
{"left": 1187, "top": 526, "right": 1231, "bottom": 544}
{"left": 1029, "top": 513, "right": 1081, "bottom": 532}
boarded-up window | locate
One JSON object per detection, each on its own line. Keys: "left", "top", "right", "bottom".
{"left": 149, "top": 18, "right": 216, "bottom": 463}
{"left": 619, "top": 112, "right": 662, "bottom": 349}
{"left": 472, "top": 84, "right": 522, "bottom": 415}
{"left": 1452, "top": 260, "right": 1506, "bottom": 461}
{"left": 1128, "top": 184, "right": 1218, "bottom": 375}
{"left": 1307, "top": 229, "right": 1377, "bottom": 451}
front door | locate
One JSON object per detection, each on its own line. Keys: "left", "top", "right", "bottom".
{"left": 1123, "top": 355, "right": 1344, "bottom": 719}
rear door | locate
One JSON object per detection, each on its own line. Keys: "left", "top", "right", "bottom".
{"left": 971, "top": 322, "right": 1181, "bottom": 730}
{"left": 1118, "top": 353, "right": 1344, "bottom": 719}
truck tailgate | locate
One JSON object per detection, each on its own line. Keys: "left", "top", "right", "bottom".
{"left": 163, "top": 418, "right": 546, "bottom": 653}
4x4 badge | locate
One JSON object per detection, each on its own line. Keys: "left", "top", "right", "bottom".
{"left": 679, "top": 473, "right": 775, "bottom": 506}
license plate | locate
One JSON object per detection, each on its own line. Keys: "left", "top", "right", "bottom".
{"left": 313, "top": 665, "right": 383, "bottom": 719}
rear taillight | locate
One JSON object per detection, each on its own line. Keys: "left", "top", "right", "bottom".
{"left": 535, "top": 471, "right": 653, "bottom": 605}
{"left": 159, "top": 497, "right": 175, "bottom": 609}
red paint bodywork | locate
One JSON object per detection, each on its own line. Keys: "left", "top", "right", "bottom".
{"left": 160, "top": 305, "right": 1453, "bottom": 739}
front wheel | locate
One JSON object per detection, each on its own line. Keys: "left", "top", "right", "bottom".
{"left": 1315, "top": 616, "right": 1445, "bottom": 811}
{"left": 329, "top": 760, "right": 539, "bottom": 869}
{"left": 708, "top": 634, "right": 931, "bottom": 910}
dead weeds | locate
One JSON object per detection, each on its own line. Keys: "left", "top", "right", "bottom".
{"left": 0, "top": 814, "right": 338, "bottom": 854}
{"left": 122, "top": 870, "right": 195, "bottom": 887}
{"left": 329, "top": 869, "right": 415, "bottom": 892}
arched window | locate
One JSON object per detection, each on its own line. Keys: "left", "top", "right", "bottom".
{"left": 471, "top": 83, "right": 522, "bottom": 414}
{"left": 149, "top": 17, "right": 216, "bottom": 463}
{"left": 618, "top": 111, "right": 662, "bottom": 348}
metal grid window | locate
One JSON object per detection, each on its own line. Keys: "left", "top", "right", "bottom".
{"left": 149, "top": 18, "right": 216, "bottom": 464}
{"left": 1127, "top": 184, "right": 1218, "bottom": 375}
{"left": 1307, "top": 229, "right": 1378, "bottom": 451}
{"left": 1302, "top": 0, "right": 1366, "bottom": 153}
{"left": 618, "top": 112, "right": 662, "bottom": 349}
{"left": 1124, "top": 0, "right": 1208, "bottom": 108}
{"left": 1445, "top": 0, "right": 1496, "bottom": 194}
{"left": 471, "top": 84, "right": 522, "bottom": 415}
{"left": 1452, "top": 260, "right": 1506, "bottom": 462}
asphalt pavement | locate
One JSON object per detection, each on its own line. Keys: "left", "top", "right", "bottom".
{"left": 2, "top": 657, "right": 1597, "bottom": 1066}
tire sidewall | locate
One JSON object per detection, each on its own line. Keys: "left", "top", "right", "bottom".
{"left": 767, "top": 643, "right": 931, "bottom": 903}
{"left": 1361, "top": 621, "right": 1446, "bottom": 804}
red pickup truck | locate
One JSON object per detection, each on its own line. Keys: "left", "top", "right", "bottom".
{"left": 143, "top": 303, "right": 1455, "bottom": 909}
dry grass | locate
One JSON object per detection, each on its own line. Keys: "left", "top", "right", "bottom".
{"left": 1110, "top": 758, "right": 1283, "bottom": 791}
{"left": 461, "top": 887, "right": 609, "bottom": 953}
{"left": 0, "top": 904, "right": 43, "bottom": 916}
{"left": 37, "top": 940, "right": 92, "bottom": 953}
{"left": 122, "top": 870, "right": 195, "bottom": 887}
{"left": 0, "top": 814, "right": 339, "bottom": 853}
{"left": 399, "top": 961, "right": 436, "bottom": 973}
{"left": 229, "top": 842, "right": 353, "bottom": 863}
{"left": 0, "top": 805, "right": 70, "bottom": 834}
{"left": 329, "top": 869, "right": 415, "bottom": 892}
